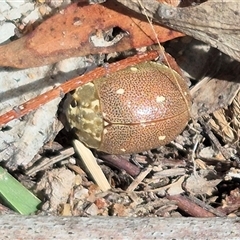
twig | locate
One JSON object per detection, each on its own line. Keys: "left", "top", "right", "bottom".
{"left": 126, "top": 166, "right": 152, "bottom": 191}
{"left": 167, "top": 194, "right": 215, "bottom": 217}
{"left": 25, "top": 147, "right": 75, "bottom": 176}
{"left": 99, "top": 154, "right": 141, "bottom": 177}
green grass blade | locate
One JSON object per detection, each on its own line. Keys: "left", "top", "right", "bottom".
{"left": 0, "top": 167, "right": 41, "bottom": 215}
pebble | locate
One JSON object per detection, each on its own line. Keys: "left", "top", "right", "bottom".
{"left": 22, "top": 8, "right": 41, "bottom": 24}
{"left": 85, "top": 203, "right": 99, "bottom": 216}
{"left": 0, "top": 22, "right": 16, "bottom": 43}
{"left": 0, "top": 2, "right": 11, "bottom": 14}
{"left": 199, "top": 146, "right": 215, "bottom": 158}
{"left": 6, "top": 0, "right": 25, "bottom": 8}
{"left": 0, "top": 1, "right": 35, "bottom": 22}
{"left": 0, "top": 1, "right": 37, "bottom": 43}
{"left": 2, "top": 8, "right": 21, "bottom": 20}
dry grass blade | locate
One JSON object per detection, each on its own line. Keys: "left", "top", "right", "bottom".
{"left": 73, "top": 140, "right": 111, "bottom": 192}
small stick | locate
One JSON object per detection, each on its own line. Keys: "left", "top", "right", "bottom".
{"left": 99, "top": 154, "right": 141, "bottom": 177}
{"left": 126, "top": 166, "right": 152, "bottom": 192}
{"left": 167, "top": 194, "right": 215, "bottom": 217}
{"left": 199, "top": 116, "right": 232, "bottom": 160}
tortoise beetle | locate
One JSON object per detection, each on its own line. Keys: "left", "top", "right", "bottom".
{"left": 64, "top": 61, "right": 191, "bottom": 154}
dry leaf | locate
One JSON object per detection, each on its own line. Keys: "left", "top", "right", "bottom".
{"left": 190, "top": 58, "right": 240, "bottom": 119}
{"left": 166, "top": 176, "right": 185, "bottom": 196}
{"left": 191, "top": 76, "right": 240, "bottom": 119}
{"left": 118, "top": 0, "right": 240, "bottom": 62}
{"left": 185, "top": 170, "right": 221, "bottom": 196}
{"left": 0, "top": 0, "right": 182, "bottom": 68}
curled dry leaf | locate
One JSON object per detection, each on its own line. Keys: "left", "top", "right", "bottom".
{"left": 0, "top": 0, "right": 182, "bottom": 68}
{"left": 117, "top": 0, "right": 240, "bottom": 62}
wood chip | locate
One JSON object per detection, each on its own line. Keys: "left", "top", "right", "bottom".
{"left": 73, "top": 140, "right": 111, "bottom": 192}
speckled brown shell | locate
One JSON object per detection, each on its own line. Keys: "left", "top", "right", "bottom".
{"left": 65, "top": 61, "right": 191, "bottom": 154}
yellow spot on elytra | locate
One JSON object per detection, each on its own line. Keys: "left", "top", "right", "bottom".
{"left": 158, "top": 135, "right": 166, "bottom": 141}
{"left": 130, "top": 67, "right": 138, "bottom": 72}
{"left": 103, "top": 120, "right": 109, "bottom": 127}
{"left": 121, "top": 148, "right": 126, "bottom": 152}
{"left": 156, "top": 96, "right": 165, "bottom": 103}
{"left": 103, "top": 128, "right": 108, "bottom": 135}
{"left": 116, "top": 88, "right": 125, "bottom": 95}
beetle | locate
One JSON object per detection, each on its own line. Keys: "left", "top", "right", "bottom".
{"left": 64, "top": 61, "right": 191, "bottom": 154}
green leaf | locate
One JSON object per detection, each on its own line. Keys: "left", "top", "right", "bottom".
{"left": 0, "top": 167, "right": 41, "bottom": 215}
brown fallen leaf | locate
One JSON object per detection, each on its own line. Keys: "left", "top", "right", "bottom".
{"left": 117, "top": 0, "right": 240, "bottom": 62}
{"left": 0, "top": 0, "right": 182, "bottom": 68}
